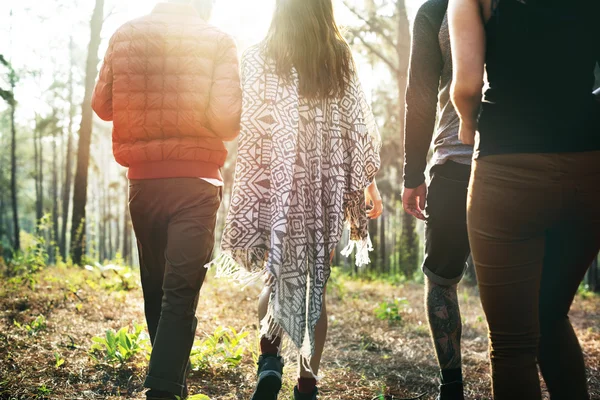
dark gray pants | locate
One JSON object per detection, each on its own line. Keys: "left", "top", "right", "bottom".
{"left": 129, "top": 178, "right": 221, "bottom": 396}
{"left": 423, "top": 161, "right": 472, "bottom": 285}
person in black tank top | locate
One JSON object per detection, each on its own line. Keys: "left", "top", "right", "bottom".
{"left": 448, "top": 0, "right": 600, "bottom": 399}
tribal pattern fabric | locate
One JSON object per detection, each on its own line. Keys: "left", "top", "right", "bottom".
{"left": 211, "top": 43, "right": 381, "bottom": 362}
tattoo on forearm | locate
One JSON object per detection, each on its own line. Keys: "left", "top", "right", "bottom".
{"left": 426, "top": 280, "right": 462, "bottom": 370}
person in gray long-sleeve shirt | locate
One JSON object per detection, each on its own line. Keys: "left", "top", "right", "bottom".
{"left": 401, "top": 1, "right": 473, "bottom": 399}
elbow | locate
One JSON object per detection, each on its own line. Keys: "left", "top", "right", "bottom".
{"left": 91, "top": 88, "right": 114, "bottom": 121}
{"left": 92, "top": 102, "right": 113, "bottom": 122}
{"left": 451, "top": 81, "right": 483, "bottom": 112}
{"left": 97, "top": 113, "right": 114, "bottom": 122}
{"left": 221, "top": 133, "right": 240, "bottom": 142}
{"left": 207, "top": 103, "right": 241, "bottom": 141}
{"left": 451, "top": 81, "right": 483, "bottom": 105}
{"left": 218, "top": 123, "right": 241, "bottom": 142}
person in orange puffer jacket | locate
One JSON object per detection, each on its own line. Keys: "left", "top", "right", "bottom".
{"left": 91, "top": 1, "right": 241, "bottom": 399}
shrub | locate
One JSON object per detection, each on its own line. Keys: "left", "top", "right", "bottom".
{"left": 14, "top": 314, "right": 47, "bottom": 335}
{"left": 328, "top": 267, "right": 347, "bottom": 300}
{"left": 54, "top": 352, "right": 65, "bottom": 369}
{"left": 37, "top": 384, "right": 52, "bottom": 397}
{"left": 85, "top": 262, "right": 138, "bottom": 292}
{"left": 190, "top": 326, "right": 249, "bottom": 372}
{"left": 89, "top": 323, "right": 149, "bottom": 367}
{"left": 5, "top": 216, "right": 53, "bottom": 288}
{"left": 374, "top": 298, "right": 409, "bottom": 324}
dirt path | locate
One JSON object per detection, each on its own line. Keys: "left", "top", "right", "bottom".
{"left": 1, "top": 266, "right": 599, "bottom": 399}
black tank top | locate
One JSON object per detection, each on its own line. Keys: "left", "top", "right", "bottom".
{"left": 477, "top": 0, "right": 600, "bottom": 158}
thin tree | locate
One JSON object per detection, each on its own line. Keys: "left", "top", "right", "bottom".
{"left": 121, "top": 173, "right": 132, "bottom": 265}
{"left": 51, "top": 123, "right": 60, "bottom": 258}
{"left": 587, "top": 255, "right": 600, "bottom": 293}
{"left": 60, "top": 37, "right": 76, "bottom": 259}
{"left": 70, "top": 0, "right": 105, "bottom": 265}
{"left": 0, "top": 54, "right": 20, "bottom": 251}
{"left": 343, "top": 0, "right": 418, "bottom": 274}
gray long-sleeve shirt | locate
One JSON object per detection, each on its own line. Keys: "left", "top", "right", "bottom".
{"left": 403, "top": 0, "right": 473, "bottom": 189}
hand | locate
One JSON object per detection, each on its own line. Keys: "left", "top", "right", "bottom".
{"left": 402, "top": 183, "right": 427, "bottom": 221}
{"left": 365, "top": 181, "right": 383, "bottom": 219}
{"left": 459, "top": 120, "right": 476, "bottom": 145}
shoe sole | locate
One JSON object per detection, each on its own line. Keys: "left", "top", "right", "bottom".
{"left": 251, "top": 371, "right": 282, "bottom": 400}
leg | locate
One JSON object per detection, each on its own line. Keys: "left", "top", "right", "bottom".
{"left": 296, "top": 253, "right": 334, "bottom": 396}
{"left": 422, "top": 164, "right": 471, "bottom": 397}
{"left": 258, "top": 277, "right": 283, "bottom": 355}
{"left": 129, "top": 181, "right": 167, "bottom": 345}
{"left": 299, "top": 287, "right": 328, "bottom": 378}
{"left": 467, "top": 155, "right": 559, "bottom": 400}
{"left": 538, "top": 224, "right": 597, "bottom": 400}
{"left": 425, "top": 279, "right": 462, "bottom": 371}
{"left": 253, "top": 276, "right": 285, "bottom": 400}
{"left": 538, "top": 154, "right": 600, "bottom": 399}
{"left": 145, "top": 180, "right": 221, "bottom": 397}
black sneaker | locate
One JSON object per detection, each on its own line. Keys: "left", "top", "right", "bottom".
{"left": 145, "top": 389, "right": 178, "bottom": 400}
{"left": 293, "top": 386, "right": 318, "bottom": 400}
{"left": 437, "top": 381, "right": 465, "bottom": 400}
{"left": 251, "top": 354, "right": 284, "bottom": 400}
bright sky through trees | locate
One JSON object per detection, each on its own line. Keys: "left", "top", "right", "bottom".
{"left": 0, "top": 0, "right": 423, "bottom": 125}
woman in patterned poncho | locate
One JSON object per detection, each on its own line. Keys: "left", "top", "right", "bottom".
{"left": 210, "top": 1, "right": 382, "bottom": 399}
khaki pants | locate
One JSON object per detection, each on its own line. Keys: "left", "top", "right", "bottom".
{"left": 467, "top": 152, "right": 600, "bottom": 400}
{"left": 129, "top": 178, "right": 221, "bottom": 397}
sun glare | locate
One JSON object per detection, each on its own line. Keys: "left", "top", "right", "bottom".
{"left": 0, "top": 0, "right": 423, "bottom": 124}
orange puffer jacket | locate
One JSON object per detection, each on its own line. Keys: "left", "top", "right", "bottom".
{"left": 92, "top": 2, "right": 242, "bottom": 180}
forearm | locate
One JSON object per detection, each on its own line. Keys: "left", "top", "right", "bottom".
{"left": 404, "top": 93, "right": 437, "bottom": 188}
{"left": 451, "top": 85, "right": 482, "bottom": 128}
{"left": 403, "top": 5, "right": 444, "bottom": 188}
{"left": 404, "top": 127, "right": 432, "bottom": 188}
{"left": 448, "top": 0, "right": 486, "bottom": 130}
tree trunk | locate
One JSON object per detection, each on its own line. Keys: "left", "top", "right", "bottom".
{"left": 38, "top": 126, "right": 44, "bottom": 222}
{"left": 52, "top": 129, "right": 60, "bottom": 261}
{"left": 379, "top": 194, "right": 386, "bottom": 273}
{"left": 395, "top": 0, "right": 419, "bottom": 277}
{"left": 10, "top": 103, "right": 20, "bottom": 250}
{"left": 60, "top": 37, "right": 76, "bottom": 260}
{"left": 70, "top": 0, "right": 105, "bottom": 265}
{"left": 368, "top": 218, "right": 378, "bottom": 272}
{"left": 33, "top": 123, "right": 42, "bottom": 223}
{"left": 0, "top": 197, "right": 5, "bottom": 245}
{"left": 122, "top": 174, "right": 132, "bottom": 265}
{"left": 114, "top": 191, "right": 120, "bottom": 259}
{"left": 100, "top": 180, "right": 106, "bottom": 262}
{"left": 395, "top": 0, "right": 410, "bottom": 143}
{"left": 587, "top": 256, "right": 600, "bottom": 293}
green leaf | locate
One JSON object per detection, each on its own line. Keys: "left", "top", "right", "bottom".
{"left": 187, "top": 394, "right": 210, "bottom": 400}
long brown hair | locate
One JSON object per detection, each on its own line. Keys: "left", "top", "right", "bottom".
{"left": 264, "top": 0, "right": 354, "bottom": 99}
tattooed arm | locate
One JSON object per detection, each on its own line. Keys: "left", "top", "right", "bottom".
{"left": 426, "top": 279, "right": 462, "bottom": 370}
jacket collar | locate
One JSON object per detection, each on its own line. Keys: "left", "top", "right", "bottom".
{"left": 152, "top": 2, "right": 199, "bottom": 17}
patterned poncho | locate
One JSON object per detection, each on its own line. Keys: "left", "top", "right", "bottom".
{"left": 211, "top": 43, "right": 381, "bottom": 365}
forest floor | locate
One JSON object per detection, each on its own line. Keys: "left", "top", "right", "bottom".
{"left": 1, "top": 264, "right": 599, "bottom": 400}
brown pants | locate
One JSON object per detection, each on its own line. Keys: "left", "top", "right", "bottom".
{"left": 129, "top": 178, "right": 221, "bottom": 396}
{"left": 467, "top": 152, "right": 600, "bottom": 400}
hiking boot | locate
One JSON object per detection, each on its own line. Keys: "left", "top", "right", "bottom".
{"left": 251, "top": 354, "right": 284, "bottom": 400}
{"left": 145, "top": 389, "right": 178, "bottom": 400}
{"left": 437, "top": 381, "right": 465, "bottom": 400}
{"left": 294, "top": 386, "right": 318, "bottom": 400}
